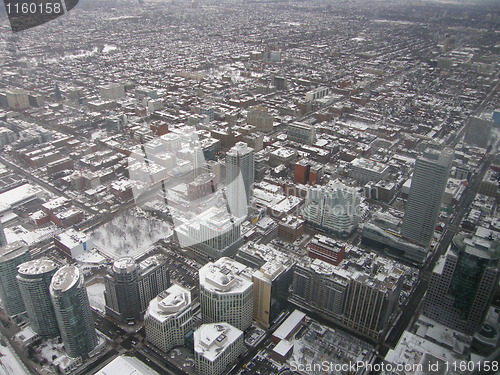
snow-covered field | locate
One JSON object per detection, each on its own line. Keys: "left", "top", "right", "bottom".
{"left": 0, "top": 341, "right": 30, "bottom": 375}
{"left": 86, "top": 282, "right": 106, "bottom": 314}
{"left": 91, "top": 208, "right": 172, "bottom": 260}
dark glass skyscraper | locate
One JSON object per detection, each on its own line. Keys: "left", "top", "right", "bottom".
{"left": 0, "top": 221, "right": 6, "bottom": 247}
{"left": 104, "top": 257, "right": 141, "bottom": 323}
{"left": 17, "top": 258, "right": 59, "bottom": 337}
{"left": 423, "top": 234, "right": 500, "bottom": 334}
{"left": 0, "top": 241, "right": 30, "bottom": 316}
{"left": 104, "top": 256, "right": 170, "bottom": 323}
{"left": 225, "top": 142, "right": 254, "bottom": 219}
{"left": 50, "top": 266, "right": 97, "bottom": 358}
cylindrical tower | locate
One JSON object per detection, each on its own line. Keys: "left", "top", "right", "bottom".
{"left": 50, "top": 266, "right": 97, "bottom": 358}
{"left": 0, "top": 242, "right": 31, "bottom": 316}
{"left": 17, "top": 258, "right": 59, "bottom": 336}
{"left": 104, "top": 257, "right": 141, "bottom": 323}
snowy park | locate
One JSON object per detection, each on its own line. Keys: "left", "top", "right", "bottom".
{"left": 91, "top": 208, "right": 172, "bottom": 260}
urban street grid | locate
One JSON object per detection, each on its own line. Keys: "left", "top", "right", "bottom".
{"left": 0, "top": 0, "right": 499, "bottom": 375}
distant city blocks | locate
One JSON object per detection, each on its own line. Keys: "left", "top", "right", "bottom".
{"left": 0, "top": 1, "right": 499, "bottom": 374}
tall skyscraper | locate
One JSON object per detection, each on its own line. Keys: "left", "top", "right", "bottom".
{"left": 50, "top": 266, "right": 97, "bottom": 358}
{"left": 104, "top": 257, "right": 141, "bottom": 323}
{"left": 137, "top": 255, "right": 170, "bottom": 313}
{"left": 194, "top": 323, "right": 244, "bottom": 375}
{"left": 192, "top": 145, "right": 205, "bottom": 179}
{"left": 105, "top": 255, "right": 170, "bottom": 323}
{"left": 225, "top": 142, "right": 254, "bottom": 219}
{"left": 0, "top": 221, "right": 7, "bottom": 247}
{"left": 252, "top": 262, "right": 290, "bottom": 329}
{"left": 423, "top": 234, "right": 500, "bottom": 335}
{"left": 144, "top": 284, "right": 192, "bottom": 353}
{"left": 0, "top": 241, "right": 31, "bottom": 316}
{"left": 401, "top": 149, "right": 453, "bottom": 247}
{"left": 199, "top": 257, "right": 253, "bottom": 331}
{"left": 17, "top": 258, "right": 59, "bottom": 337}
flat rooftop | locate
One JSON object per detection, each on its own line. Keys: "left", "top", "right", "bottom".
{"left": 273, "top": 310, "right": 306, "bottom": 341}
{"left": 147, "top": 284, "right": 191, "bottom": 323}
{"left": 199, "top": 257, "right": 252, "bottom": 294}
{"left": 94, "top": 356, "right": 159, "bottom": 375}
{"left": 194, "top": 323, "right": 243, "bottom": 362}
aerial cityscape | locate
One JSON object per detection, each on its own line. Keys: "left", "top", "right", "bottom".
{"left": 0, "top": 0, "right": 499, "bottom": 374}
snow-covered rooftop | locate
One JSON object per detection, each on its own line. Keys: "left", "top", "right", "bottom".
{"left": 199, "top": 257, "right": 252, "bottom": 294}
{"left": 0, "top": 183, "right": 44, "bottom": 212}
{"left": 18, "top": 258, "right": 58, "bottom": 276}
{"left": 273, "top": 339, "right": 294, "bottom": 356}
{"left": 112, "top": 257, "right": 137, "bottom": 274}
{"left": 50, "top": 266, "right": 81, "bottom": 293}
{"left": 273, "top": 310, "right": 306, "bottom": 341}
{"left": 55, "top": 229, "right": 89, "bottom": 249}
{"left": 0, "top": 241, "right": 28, "bottom": 262}
{"left": 194, "top": 323, "right": 243, "bottom": 362}
{"left": 147, "top": 284, "right": 191, "bottom": 322}
{"left": 94, "top": 355, "right": 159, "bottom": 375}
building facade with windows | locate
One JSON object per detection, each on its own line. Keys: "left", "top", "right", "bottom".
{"left": 17, "top": 258, "right": 59, "bottom": 337}
{"left": 145, "top": 284, "right": 192, "bottom": 353}
{"left": 423, "top": 234, "right": 500, "bottom": 335}
{"left": 0, "top": 241, "right": 30, "bottom": 316}
{"left": 401, "top": 149, "right": 453, "bottom": 247}
{"left": 50, "top": 266, "right": 97, "bottom": 358}
{"left": 199, "top": 257, "right": 253, "bottom": 331}
{"left": 194, "top": 323, "right": 244, "bottom": 375}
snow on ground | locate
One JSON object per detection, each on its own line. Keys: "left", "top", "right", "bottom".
{"left": 91, "top": 207, "right": 172, "bottom": 260}
{"left": 0, "top": 341, "right": 30, "bottom": 375}
{"left": 76, "top": 250, "right": 106, "bottom": 264}
{"left": 35, "top": 338, "right": 65, "bottom": 364}
{"left": 86, "top": 282, "right": 106, "bottom": 314}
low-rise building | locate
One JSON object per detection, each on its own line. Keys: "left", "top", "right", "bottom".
{"left": 307, "top": 234, "right": 346, "bottom": 266}
{"left": 54, "top": 229, "right": 93, "bottom": 258}
{"left": 349, "top": 158, "right": 390, "bottom": 185}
